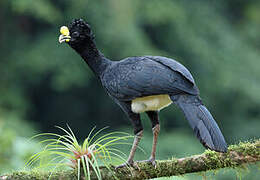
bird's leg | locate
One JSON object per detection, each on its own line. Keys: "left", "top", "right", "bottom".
{"left": 127, "top": 130, "right": 143, "bottom": 163}
{"left": 149, "top": 124, "right": 160, "bottom": 166}
{"left": 116, "top": 112, "right": 143, "bottom": 169}
{"left": 138, "top": 111, "right": 160, "bottom": 167}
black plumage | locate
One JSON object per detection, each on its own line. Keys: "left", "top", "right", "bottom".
{"left": 101, "top": 56, "right": 198, "bottom": 101}
{"left": 59, "top": 19, "right": 227, "bottom": 167}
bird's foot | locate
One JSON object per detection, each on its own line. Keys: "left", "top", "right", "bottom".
{"left": 137, "top": 157, "right": 156, "bottom": 167}
{"left": 115, "top": 162, "right": 131, "bottom": 169}
{"left": 115, "top": 160, "right": 140, "bottom": 170}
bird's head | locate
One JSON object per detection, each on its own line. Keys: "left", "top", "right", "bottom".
{"left": 59, "top": 19, "right": 94, "bottom": 51}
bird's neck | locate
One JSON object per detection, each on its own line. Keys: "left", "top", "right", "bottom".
{"left": 76, "top": 41, "right": 111, "bottom": 77}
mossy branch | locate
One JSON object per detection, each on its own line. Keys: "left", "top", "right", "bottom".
{"left": 1, "top": 140, "right": 259, "bottom": 180}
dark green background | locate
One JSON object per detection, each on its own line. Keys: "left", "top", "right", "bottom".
{"left": 0, "top": 0, "right": 259, "bottom": 179}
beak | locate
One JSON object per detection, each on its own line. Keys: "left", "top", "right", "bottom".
{"left": 59, "top": 34, "right": 71, "bottom": 43}
{"left": 58, "top": 26, "right": 71, "bottom": 43}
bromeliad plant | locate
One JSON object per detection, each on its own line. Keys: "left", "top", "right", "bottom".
{"left": 26, "top": 126, "right": 133, "bottom": 180}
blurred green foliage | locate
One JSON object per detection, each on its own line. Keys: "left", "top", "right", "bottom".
{"left": 0, "top": 0, "right": 259, "bottom": 179}
{"left": 0, "top": 115, "right": 38, "bottom": 173}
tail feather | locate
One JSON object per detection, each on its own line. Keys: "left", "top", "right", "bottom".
{"left": 171, "top": 94, "right": 227, "bottom": 152}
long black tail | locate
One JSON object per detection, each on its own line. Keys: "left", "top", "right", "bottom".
{"left": 171, "top": 94, "right": 227, "bottom": 152}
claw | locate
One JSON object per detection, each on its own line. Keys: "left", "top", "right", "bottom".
{"left": 115, "top": 163, "right": 130, "bottom": 169}
{"left": 115, "top": 159, "right": 133, "bottom": 169}
{"left": 115, "top": 160, "right": 140, "bottom": 170}
{"left": 137, "top": 157, "right": 156, "bottom": 168}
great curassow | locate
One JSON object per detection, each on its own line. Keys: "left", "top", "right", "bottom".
{"left": 58, "top": 19, "right": 227, "bottom": 168}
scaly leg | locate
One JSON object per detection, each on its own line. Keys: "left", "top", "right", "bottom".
{"left": 122, "top": 130, "right": 143, "bottom": 166}
{"left": 138, "top": 111, "right": 160, "bottom": 167}
{"left": 116, "top": 112, "right": 143, "bottom": 169}
{"left": 149, "top": 124, "right": 160, "bottom": 166}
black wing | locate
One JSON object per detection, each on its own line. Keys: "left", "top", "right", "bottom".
{"left": 101, "top": 56, "right": 199, "bottom": 101}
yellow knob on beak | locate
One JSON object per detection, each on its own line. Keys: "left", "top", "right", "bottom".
{"left": 59, "top": 26, "right": 71, "bottom": 43}
{"left": 60, "top": 26, "right": 70, "bottom": 36}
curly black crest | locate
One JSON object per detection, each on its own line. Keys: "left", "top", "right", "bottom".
{"left": 70, "top": 19, "right": 94, "bottom": 38}
{"left": 67, "top": 19, "right": 95, "bottom": 51}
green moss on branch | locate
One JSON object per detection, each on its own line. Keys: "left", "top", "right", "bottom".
{"left": 1, "top": 140, "right": 259, "bottom": 180}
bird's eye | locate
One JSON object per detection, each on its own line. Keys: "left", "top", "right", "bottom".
{"left": 72, "top": 32, "right": 80, "bottom": 38}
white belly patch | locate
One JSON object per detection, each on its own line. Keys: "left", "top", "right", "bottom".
{"left": 131, "top": 94, "right": 172, "bottom": 113}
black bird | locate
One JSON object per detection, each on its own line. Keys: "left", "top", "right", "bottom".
{"left": 58, "top": 19, "right": 227, "bottom": 167}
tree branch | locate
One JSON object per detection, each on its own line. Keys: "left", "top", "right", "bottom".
{"left": 1, "top": 140, "right": 259, "bottom": 180}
